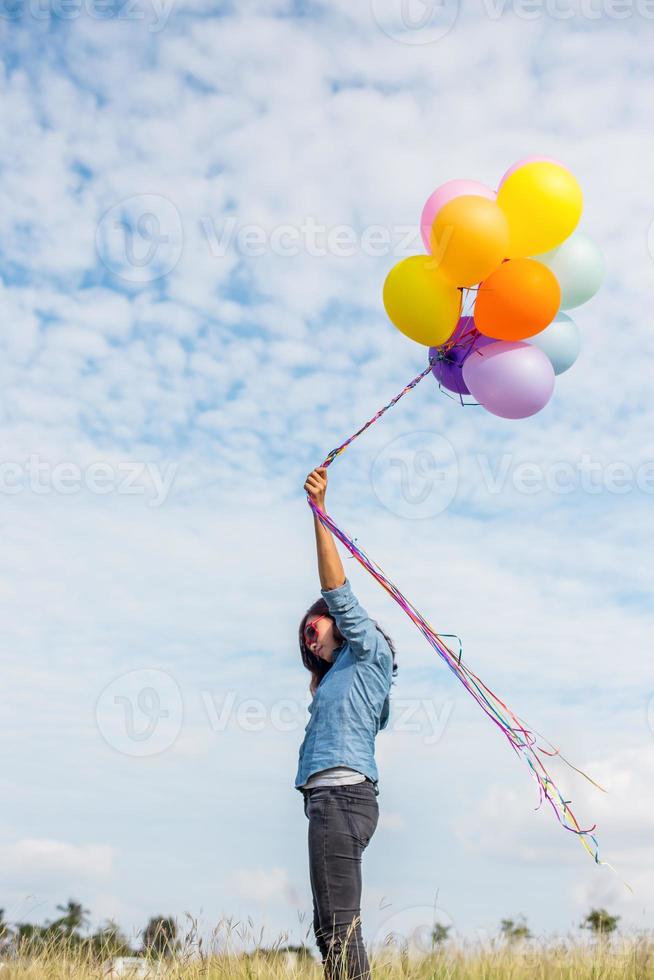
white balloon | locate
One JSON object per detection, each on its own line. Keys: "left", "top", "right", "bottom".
{"left": 528, "top": 312, "right": 581, "bottom": 375}
{"left": 537, "top": 232, "right": 604, "bottom": 309}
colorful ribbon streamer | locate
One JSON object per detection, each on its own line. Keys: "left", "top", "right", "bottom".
{"left": 307, "top": 355, "right": 612, "bottom": 869}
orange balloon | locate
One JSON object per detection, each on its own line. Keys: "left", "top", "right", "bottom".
{"left": 474, "top": 258, "right": 561, "bottom": 341}
{"left": 430, "top": 195, "right": 509, "bottom": 288}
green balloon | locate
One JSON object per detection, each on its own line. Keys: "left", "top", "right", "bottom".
{"left": 537, "top": 232, "right": 604, "bottom": 310}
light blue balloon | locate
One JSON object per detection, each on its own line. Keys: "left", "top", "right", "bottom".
{"left": 528, "top": 313, "right": 581, "bottom": 375}
{"left": 537, "top": 232, "right": 604, "bottom": 309}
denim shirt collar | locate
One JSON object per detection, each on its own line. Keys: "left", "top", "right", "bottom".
{"left": 331, "top": 640, "right": 347, "bottom": 665}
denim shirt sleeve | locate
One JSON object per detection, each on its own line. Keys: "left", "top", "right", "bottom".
{"left": 320, "top": 577, "right": 379, "bottom": 661}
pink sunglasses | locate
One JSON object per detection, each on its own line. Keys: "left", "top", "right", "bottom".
{"left": 304, "top": 615, "right": 328, "bottom": 647}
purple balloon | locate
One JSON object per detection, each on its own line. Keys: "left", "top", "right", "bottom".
{"left": 461, "top": 341, "right": 555, "bottom": 420}
{"left": 429, "top": 317, "right": 494, "bottom": 395}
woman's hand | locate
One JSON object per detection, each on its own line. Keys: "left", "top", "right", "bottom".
{"left": 306, "top": 465, "right": 345, "bottom": 590}
{"left": 304, "top": 467, "right": 327, "bottom": 508}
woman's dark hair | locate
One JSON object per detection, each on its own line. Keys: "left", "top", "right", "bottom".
{"left": 299, "top": 598, "right": 399, "bottom": 692}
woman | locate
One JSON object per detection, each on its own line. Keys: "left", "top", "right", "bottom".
{"left": 296, "top": 466, "right": 398, "bottom": 980}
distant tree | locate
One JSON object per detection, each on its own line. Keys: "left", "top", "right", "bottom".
{"left": 0, "top": 908, "right": 13, "bottom": 954}
{"left": 15, "top": 922, "right": 49, "bottom": 955}
{"left": 88, "top": 919, "right": 134, "bottom": 959}
{"left": 252, "top": 943, "right": 314, "bottom": 964}
{"left": 140, "top": 916, "right": 180, "bottom": 958}
{"left": 500, "top": 917, "right": 532, "bottom": 943}
{"left": 278, "top": 943, "right": 314, "bottom": 960}
{"left": 50, "top": 899, "right": 91, "bottom": 938}
{"left": 431, "top": 922, "right": 451, "bottom": 948}
{"left": 581, "top": 908, "right": 620, "bottom": 940}
{"left": 11, "top": 898, "right": 91, "bottom": 955}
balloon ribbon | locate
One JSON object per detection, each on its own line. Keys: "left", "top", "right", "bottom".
{"left": 307, "top": 353, "right": 620, "bottom": 875}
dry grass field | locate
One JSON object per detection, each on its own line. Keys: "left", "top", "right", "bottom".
{"left": 1, "top": 920, "right": 653, "bottom": 980}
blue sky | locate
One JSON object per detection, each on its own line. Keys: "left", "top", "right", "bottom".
{"left": 0, "top": 0, "right": 653, "bottom": 956}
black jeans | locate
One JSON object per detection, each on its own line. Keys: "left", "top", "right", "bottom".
{"left": 302, "top": 779, "right": 380, "bottom": 980}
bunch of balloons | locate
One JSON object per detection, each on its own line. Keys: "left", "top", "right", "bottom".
{"left": 382, "top": 158, "right": 604, "bottom": 419}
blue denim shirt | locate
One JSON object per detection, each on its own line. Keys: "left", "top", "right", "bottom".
{"left": 295, "top": 577, "right": 393, "bottom": 792}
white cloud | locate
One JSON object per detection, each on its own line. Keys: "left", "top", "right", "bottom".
{"left": 0, "top": 838, "right": 116, "bottom": 877}
{"left": 379, "top": 811, "right": 405, "bottom": 831}
{"left": 456, "top": 744, "right": 654, "bottom": 909}
{"left": 231, "top": 866, "right": 296, "bottom": 904}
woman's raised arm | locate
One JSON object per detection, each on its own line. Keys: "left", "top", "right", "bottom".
{"left": 304, "top": 467, "right": 345, "bottom": 591}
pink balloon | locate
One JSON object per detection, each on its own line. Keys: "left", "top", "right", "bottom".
{"left": 498, "top": 155, "right": 566, "bottom": 189}
{"left": 420, "top": 179, "right": 496, "bottom": 252}
{"left": 462, "top": 341, "right": 555, "bottom": 420}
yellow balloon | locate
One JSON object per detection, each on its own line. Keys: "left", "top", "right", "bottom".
{"left": 429, "top": 195, "right": 509, "bottom": 287}
{"left": 497, "top": 161, "right": 583, "bottom": 257}
{"left": 383, "top": 256, "right": 461, "bottom": 347}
